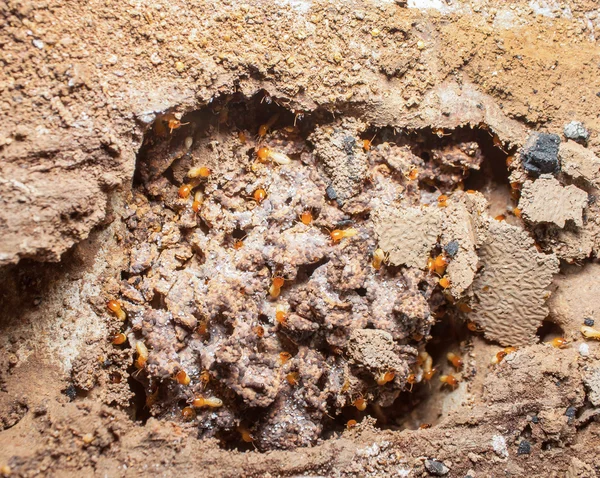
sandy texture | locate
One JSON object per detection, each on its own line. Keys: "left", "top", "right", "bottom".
{"left": 374, "top": 206, "right": 442, "bottom": 269}
{"left": 559, "top": 140, "right": 600, "bottom": 187}
{"left": 519, "top": 175, "right": 588, "bottom": 228}
{"left": 467, "top": 220, "right": 559, "bottom": 346}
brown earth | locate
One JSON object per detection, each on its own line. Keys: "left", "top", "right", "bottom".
{"left": 1, "top": 0, "right": 600, "bottom": 477}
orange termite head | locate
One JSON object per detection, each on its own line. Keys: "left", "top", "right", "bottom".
{"left": 238, "top": 131, "right": 247, "bottom": 143}
{"left": 179, "top": 184, "right": 192, "bottom": 199}
{"left": 275, "top": 304, "right": 287, "bottom": 324}
{"left": 286, "top": 371, "right": 300, "bottom": 386}
{"left": 363, "top": 139, "right": 372, "bottom": 151}
{"left": 182, "top": 406, "right": 196, "bottom": 421}
{"left": 423, "top": 367, "right": 437, "bottom": 382}
{"left": 407, "top": 373, "right": 416, "bottom": 384}
{"left": 258, "top": 124, "right": 269, "bottom": 137}
{"left": 408, "top": 167, "right": 419, "bottom": 181}
{"left": 176, "top": 370, "right": 191, "bottom": 386}
{"left": 233, "top": 239, "right": 244, "bottom": 250}
{"left": 300, "top": 210, "right": 313, "bottom": 225}
{"left": 253, "top": 188, "right": 267, "bottom": 203}
{"left": 440, "top": 374, "right": 458, "bottom": 388}
{"left": 447, "top": 352, "right": 463, "bottom": 370}
{"left": 550, "top": 337, "right": 569, "bottom": 349}
{"left": 107, "top": 300, "right": 126, "bottom": 321}
{"left": 513, "top": 207, "right": 522, "bottom": 218}
{"left": 330, "top": 228, "right": 358, "bottom": 243}
{"left": 272, "top": 277, "right": 285, "bottom": 288}
{"left": 256, "top": 146, "right": 270, "bottom": 161}
{"left": 419, "top": 423, "right": 432, "bottom": 429}
{"left": 437, "top": 194, "right": 448, "bottom": 207}
{"left": 354, "top": 397, "right": 367, "bottom": 411}
{"left": 495, "top": 214, "right": 506, "bottom": 221}
{"left": 197, "top": 321, "right": 208, "bottom": 336}
{"left": 439, "top": 276, "right": 451, "bottom": 289}
{"left": 112, "top": 333, "right": 127, "bottom": 345}
{"left": 346, "top": 419, "right": 358, "bottom": 429}
{"left": 253, "top": 325, "right": 265, "bottom": 337}
{"left": 279, "top": 351, "right": 292, "bottom": 365}
{"left": 237, "top": 426, "right": 254, "bottom": 443}
{"left": 376, "top": 371, "right": 395, "bottom": 386}
{"left": 188, "top": 166, "right": 211, "bottom": 179}
{"left": 269, "top": 276, "right": 285, "bottom": 298}
{"left": 433, "top": 254, "right": 448, "bottom": 275}
{"left": 199, "top": 370, "right": 211, "bottom": 385}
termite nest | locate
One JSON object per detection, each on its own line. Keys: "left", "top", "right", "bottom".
{"left": 106, "top": 91, "right": 515, "bottom": 451}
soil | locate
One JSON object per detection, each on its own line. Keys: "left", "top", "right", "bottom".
{"left": 1, "top": 0, "right": 600, "bottom": 477}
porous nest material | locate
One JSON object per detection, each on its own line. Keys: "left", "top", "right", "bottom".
{"left": 558, "top": 141, "right": 600, "bottom": 187}
{"left": 466, "top": 220, "right": 559, "bottom": 346}
{"left": 518, "top": 174, "right": 588, "bottom": 228}
{"left": 308, "top": 118, "right": 368, "bottom": 205}
{"left": 114, "top": 105, "right": 459, "bottom": 451}
{"left": 373, "top": 205, "right": 443, "bottom": 269}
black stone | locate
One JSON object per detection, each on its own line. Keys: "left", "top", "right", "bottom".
{"left": 565, "top": 406, "right": 577, "bottom": 419}
{"left": 531, "top": 415, "right": 539, "bottom": 424}
{"left": 63, "top": 384, "right": 77, "bottom": 401}
{"left": 521, "top": 133, "right": 561, "bottom": 177}
{"left": 424, "top": 459, "right": 449, "bottom": 476}
{"left": 517, "top": 440, "right": 531, "bottom": 455}
{"left": 584, "top": 318, "right": 595, "bottom": 327}
{"left": 444, "top": 240, "right": 460, "bottom": 258}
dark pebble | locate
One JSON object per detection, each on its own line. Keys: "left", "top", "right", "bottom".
{"left": 521, "top": 132, "right": 561, "bottom": 177}
{"left": 444, "top": 240, "right": 460, "bottom": 258}
{"left": 565, "top": 406, "right": 577, "bottom": 419}
{"left": 326, "top": 185, "right": 337, "bottom": 200}
{"left": 531, "top": 415, "right": 539, "bottom": 424}
{"left": 584, "top": 318, "right": 594, "bottom": 327}
{"left": 424, "top": 459, "right": 449, "bottom": 476}
{"left": 518, "top": 440, "right": 531, "bottom": 455}
{"left": 63, "top": 384, "right": 77, "bottom": 401}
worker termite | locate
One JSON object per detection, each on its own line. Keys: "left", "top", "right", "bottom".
{"left": 491, "top": 346, "right": 517, "bottom": 365}
{"left": 167, "top": 117, "right": 189, "bottom": 134}
{"left": 581, "top": 325, "right": 600, "bottom": 340}
{"left": 513, "top": 207, "right": 522, "bottom": 218}
{"left": 362, "top": 134, "right": 376, "bottom": 152}
{"left": 252, "top": 325, "right": 265, "bottom": 337}
{"left": 192, "top": 191, "right": 203, "bottom": 213}
{"left": 419, "top": 423, "right": 432, "bottom": 429}
{"left": 433, "top": 127, "right": 451, "bottom": 138}
{"left": 300, "top": 210, "right": 313, "bottom": 226}
{"left": 257, "top": 113, "right": 280, "bottom": 138}
{"left": 279, "top": 351, "right": 292, "bottom": 365}
{"left": 372, "top": 248, "right": 387, "bottom": 270}
{"left": 330, "top": 228, "right": 358, "bottom": 243}
{"left": 269, "top": 276, "right": 285, "bottom": 299}
{"left": 406, "top": 373, "right": 416, "bottom": 392}
{"left": 439, "top": 276, "right": 451, "bottom": 289}
{"left": 375, "top": 371, "right": 395, "bottom": 386}
{"left": 286, "top": 371, "right": 300, "bottom": 386}
{"left": 275, "top": 304, "right": 287, "bottom": 324}
{"left": 107, "top": 300, "right": 126, "bottom": 321}
{"left": 182, "top": 406, "right": 196, "bottom": 421}
{"left": 256, "top": 146, "right": 292, "bottom": 165}
{"left": 135, "top": 341, "right": 148, "bottom": 369}
{"left": 175, "top": 370, "right": 191, "bottom": 386}
{"left": 427, "top": 254, "right": 447, "bottom": 276}
{"left": 253, "top": 188, "right": 267, "bottom": 203}
{"left": 495, "top": 214, "right": 506, "bottom": 221}
{"left": 199, "top": 369, "right": 211, "bottom": 387}
{"left": 353, "top": 397, "right": 367, "bottom": 411}
{"left": 112, "top": 333, "right": 127, "bottom": 345}
{"left": 192, "top": 396, "right": 223, "bottom": 408}
{"left": 440, "top": 374, "right": 459, "bottom": 389}
{"left": 437, "top": 194, "right": 448, "bottom": 207}
{"left": 178, "top": 184, "right": 193, "bottom": 199}
{"left": 423, "top": 367, "right": 437, "bottom": 382}
{"left": 237, "top": 426, "right": 254, "bottom": 443}
{"left": 346, "top": 419, "right": 358, "bottom": 429}
{"left": 548, "top": 337, "right": 569, "bottom": 349}
{"left": 447, "top": 352, "right": 463, "bottom": 370}
{"left": 188, "top": 166, "right": 211, "bottom": 179}
{"left": 466, "top": 320, "right": 484, "bottom": 333}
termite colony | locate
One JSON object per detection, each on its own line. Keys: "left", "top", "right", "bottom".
{"left": 105, "top": 92, "right": 505, "bottom": 450}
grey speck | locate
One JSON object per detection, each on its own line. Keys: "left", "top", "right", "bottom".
{"left": 424, "top": 459, "right": 449, "bottom": 476}
{"left": 563, "top": 121, "right": 590, "bottom": 143}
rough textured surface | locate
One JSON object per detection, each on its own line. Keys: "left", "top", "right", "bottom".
{"left": 564, "top": 121, "right": 590, "bottom": 143}
{"left": 519, "top": 175, "right": 588, "bottom": 228}
{"left": 374, "top": 206, "right": 442, "bottom": 269}
{"left": 559, "top": 141, "right": 600, "bottom": 187}
{"left": 2, "top": 0, "right": 600, "bottom": 476}
{"left": 467, "top": 220, "right": 559, "bottom": 346}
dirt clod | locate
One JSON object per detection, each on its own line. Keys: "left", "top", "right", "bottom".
{"left": 521, "top": 133, "right": 561, "bottom": 177}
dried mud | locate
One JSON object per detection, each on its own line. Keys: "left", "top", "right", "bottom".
{"left": 2, "top": 0, "right": 600, "bottom": 477}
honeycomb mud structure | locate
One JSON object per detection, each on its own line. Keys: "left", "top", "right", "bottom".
{"left": 102, "top": 91, "right": 561, "bottom": 451}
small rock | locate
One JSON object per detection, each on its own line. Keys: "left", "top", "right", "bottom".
{"left": 565, "top": 406, "right": 577, "bottom": 421}
{"left": 32, "top": 38, "right": 44, "bottom": 49}
{"left": 579, "top": 342, "right": 589, "bottom": 357}
{"left": 326, "top": 185, "right": 337, "bottom": 200}
{"left": 424, "top": 459, "right": 449, "bottom": 476}
{"left": 521, "top": 132, "right": 561, "bottom": 176}
{"left": 563, "top": 121, "right": 590, "bottom": 143}
{"left": 63, "top": 384, "right": 77, "bottom": 401}
{"left": 584, "top": 318, "right": 594, "bottom": 327}
{"left": 175, "top": 61, "right": 185, "bottom": 72}
{"left": 444, "top": 240, "right": 460, "bottom": 258}
{"left": 517, "top": 440, "right": 531, "bottom": 455}
{"left": 150, "top": 52, "right": 162, "bottom": 65}
{"left": 531, "top": 415, "right": 539, "bottom": 424}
